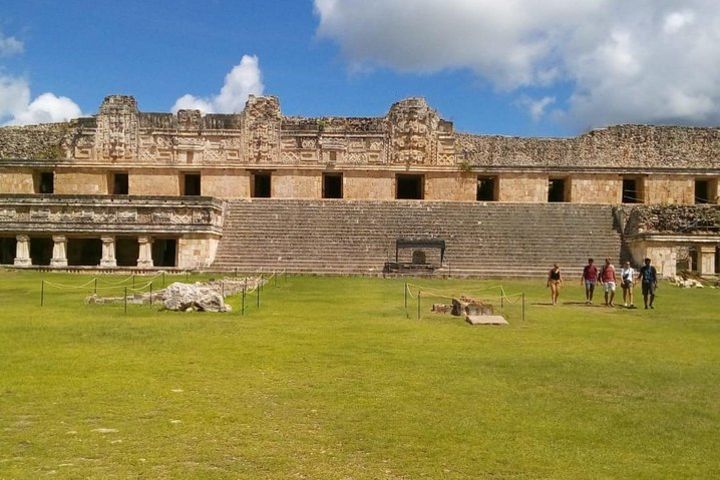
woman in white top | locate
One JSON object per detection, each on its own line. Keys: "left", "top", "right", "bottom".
{"left": 620, "top": 261, "right": 636, "bottom": 308}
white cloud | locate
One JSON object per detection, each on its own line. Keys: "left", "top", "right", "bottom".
{"left": 315, "top": 0, "right": 720, "bottom": 130}
{"left": 517, "top": 96, "right": 556, "bottom": 121}
{"left": 0, "top": 75, "right": 82, "bottom": 125}
{"left": 0, "top": 32, "right": 23, "bottom": 57}
{"left": 171, "top": 55, "right": 264, "bottom": 113}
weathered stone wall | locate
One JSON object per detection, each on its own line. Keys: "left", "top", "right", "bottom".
{"left": 129, "top": 169, "right": 180, "bottom": 196}
{"left": 177, "top": 234, "right": 220, "bottom": 269}
{"left": 55, "top": 171, "right": 109, "bottom": 195}
{"left": 644, "top": 176, "right": 694, "bottom": 205}
{"left": 272, "top": 170, "right": 322, "bottom": 199}
{"left": 344, "top": 171, "right": 394, "bottom": 200}
{"left": 201, "top": 169, "right": 249, "bottom": 199}
{"left": 570, "top": 175, "right": 622, "bottom": 204}
{"left": 622, "top": 204, "right": 720, "bottom": 235}
{"left": 497, "top": 174, "right": 547, "bottom": 203}
{"left": 425, "top": 172, "right": 476, "bottom": 201}
{"left": 0, "top": 123, "right": 70, "bottom": 160}
{"left": 0, "top": 169, "right": 35, "bottom": 194}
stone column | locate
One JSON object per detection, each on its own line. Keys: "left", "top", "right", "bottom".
{"left": 100, "top": 236, "right": 117, "bottom": 268}
{"left": 13, "top": 234, "right": 32, "bottom": 267}
{"left": 137, "top": 236, "right": 154, "bottom": 269}
{"left": 50, "top": 235, "right": 68, "bottom": 268}
{"left": 698, "top": 245, "right": 717, "bottom": 276}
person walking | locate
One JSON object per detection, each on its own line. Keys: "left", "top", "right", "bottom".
{"left": 599, "top": 258, "right": 618, "bottom": 307}
{"left": 547, "top": 263, "right": 562, "bottom": 306}
{"left": 620, "top": 260, "right": 636, "bottom": 308}
{"left": 581, "top": 258, "right": 598, "bottom": 304}
{"left": 639, "top": 257, "right": 658, "bottom": 309}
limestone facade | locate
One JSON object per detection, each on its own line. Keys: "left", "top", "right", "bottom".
{"left": 0, "top": 94, "right": 719, "bottom": 271}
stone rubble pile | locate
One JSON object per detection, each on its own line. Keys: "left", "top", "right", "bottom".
{"left": 85, "top": 276, "right": 267, "bottom": 312}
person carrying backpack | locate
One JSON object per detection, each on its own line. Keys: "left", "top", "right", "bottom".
{"left": 639, "top": 258, "right": 658, "bottom": 309}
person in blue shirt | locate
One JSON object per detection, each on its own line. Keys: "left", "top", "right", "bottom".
{"left": 638, "top": 258, "right": 658, "bottom": 309}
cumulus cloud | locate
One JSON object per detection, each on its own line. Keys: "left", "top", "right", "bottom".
{"left": 172, "top": 55, "right": 264, "bottom": 113}
{"left": 0, "top": 75, "right": 82, "bottom": 125}
{"left": 517, "top": 96, "right": 556, "bottom": 122}
{"left": 0, "top": 32, "right": 23, "bottom": 57}
{"left": 315, "top": 0, "right": 720, "bottom": 130}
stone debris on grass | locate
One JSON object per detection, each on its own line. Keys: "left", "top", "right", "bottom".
{"left": 85, "top": 276, "right": 266, "bottom": 313}
{"left": 671, "top": 276, "right": 707, "bottom": 288}
{"left": 171, "top": 388, "right": 184, "bottom": 393}
{"left": 91, "top": 428, "right": 118, "bottom": 434}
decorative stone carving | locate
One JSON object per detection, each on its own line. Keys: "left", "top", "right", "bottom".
{"left": 177, "top": 109, "right": 202, "bottom": 130}
{"left": 243, "top": 95, "right": 282, "bottom": 163}
{"left": 95, "top": 95, "right": 139, "bottom": 161}
{"left": 51, "top": 235, "right": 68, "bottom": 268}
{"left": 14, "top": 234, "right": 31, "bottom": 267}
{"left": 100, "top": 236, "right": 117, "bottom": 268}
{"left": 387, "top": 97, "right": 440, "bottom": 165}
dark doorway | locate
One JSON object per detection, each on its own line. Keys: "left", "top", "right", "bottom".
{"left": 548, "top": 179, "right": 566, "bottom": 202}
{"left": 183, "top": 173, "right": 201, "bottom": 196}
{"left": 36, "top": 172, "right": 54, "bottom": 194}
{"left": 396, "top": 174, "right": 424, "bottom": 200}
{"left": 252, "top": 173, "right": 272, "bottom": 198}
{"left": 116, "top": 238, "right": 139, "bottom": 267}
{"left": 477, "top": 176, "right": 497, "bottom": 201}
{"left": 622, "top": 178, "right": 641, "bottom": 203}
{"left": 689, "top": 247, "right": 699, "bottom": 272}
{"left": 67, "top": 238, "right": 102, "bottom": 266}
{"left": 29, "top": 237, "right": 53, "bottom": 266}
{"left": 695, "top": 180, "right": 709, "bottom": 204}
{"left": 0, "top": 237, "right": 16, "bottom": 265}
{"left": 323, "top": 173, "right": 343, "bottom": 199}
{"left": 112, "top": 173, "right": 129, "bottom": 195}
{"left": 152, "top": 239, "right": 177, "bottom": 267}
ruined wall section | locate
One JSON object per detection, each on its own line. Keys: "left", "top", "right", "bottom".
{"left": 458, "top": 125, "right": 720, "bottom": 171}
{"left": 0, "top": 123, "right": 72, "bottom": 160}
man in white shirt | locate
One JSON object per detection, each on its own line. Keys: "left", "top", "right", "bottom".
{"left": 620, "top": 261, "right": 636, "bottom": 308}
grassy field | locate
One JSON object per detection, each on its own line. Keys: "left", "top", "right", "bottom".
{"left": 0, "top": 271, "right": 718, "bottom": 479}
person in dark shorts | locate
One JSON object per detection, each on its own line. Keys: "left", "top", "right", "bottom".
{"left": 547, "top": 263, "right": 562, "bottom": 306}
{"left": 639, "top": 258, "right": 658, "bottom": 309}
{"left": 581, "top": 258, "right": 598, "bottom": 304}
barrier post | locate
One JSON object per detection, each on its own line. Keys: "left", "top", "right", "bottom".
{"left": 522, "top": 293, "right": 526, "bottom": 321}
{"left": 257, "top": 281, "right": 261, "bottom": 308}
{"left": 417, "top": 290, "right": 421, "bottom": 321}
{"left": 124, "top": 287, "right": 128, "bottom": 314}
{"left": 132, "top": 274, "right": 135, "bottom": 289}
{"left": 40, "top": 280, "right": 44, "bottom": 307}
{"left": 404, "top": 282, "right": 408, "bottom": 309}
{"left": 501, "top": 294, "right": 504, "bottom": 309}
{"left": 149, "top": 282, "right": 154, "bottom": 306}
{"left": 242, "top": 286, "right": 246, "bottom": 315}
{"left": 94, "top": 278, "right": 98, "bottom": 295}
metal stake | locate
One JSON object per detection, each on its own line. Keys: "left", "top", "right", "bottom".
{"left": 242, "top": 286, "right": 246, "bottom": 315}
{"left": 124, "top": 287, "right": 128, "bottom": 314}
{"left": 94, "top": 278, "right": 98, "bottom": 295}
{"left": 40, "top": 280, "right": 44, "bottom": 307}
{"left": 522, "top": 293, "right": 526, "bottom": 321}
{"left": 404, "top": 282, "right": 408, "bottom": 309}
{"left": 417, "top": 290, "right": 421, "bottom": 320}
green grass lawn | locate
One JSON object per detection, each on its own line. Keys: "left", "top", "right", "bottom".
{"left": 0, "top": 271, "right": 718, "bottom": 479}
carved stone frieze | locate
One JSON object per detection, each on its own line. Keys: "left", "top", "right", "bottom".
{"left": 242, "top": 95, "right": 282, "bottom": 163}
{"left": 387, "top": 97, "right": 440, "bottom": 165}
{"left": 95, "top": 95, "right": 139, "bottom": 161}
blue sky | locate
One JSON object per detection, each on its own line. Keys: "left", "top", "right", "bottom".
{"left": 1, "top": 1, "right": 719, "bottom": 137}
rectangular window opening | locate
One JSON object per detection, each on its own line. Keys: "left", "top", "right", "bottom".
{"left": 252, "top": 172, "right": 272, "bottom": 198}
{"left": 67, "top": 238, "right": 103, "bottom": 266}
{"left": 323, "top": 173, "right": 343, "bottom": 199}
{"left": 182, "top": 173, "right": 201, "bottom": 196}
{"left": 35, "top": 171, "right": 54, "bottom": 194}
{"left": 112, "top": 172, "right": 129, "bottom": 195}
{"left": 548, "top": 178, "right": 567, "bottom": 203}
{"left": 695, "top": 179, "right": 710, "bottom": 204}
{"left": 396, "top": 174, "right": 424, "bottom": 200}
{"left": 152, "top": 239, "right": 177, "bottom": 267}
{"left": 476, "top": 176, "right": 497, "bottom": 201}
{"left": 622, "top": 178, "right": 642, "bottom": 204}
{"left": 0, "top": 237, "right": 17, "bottom": 265}
{"left": 29, "top": 237, "right": 53, "bottom": 266}
{"left": 116, "top": 237, "right": 139, "bottom": 267}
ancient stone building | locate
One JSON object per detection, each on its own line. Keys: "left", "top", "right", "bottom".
{"left": 0, "top": 95, "right": 718, "bottom": 276}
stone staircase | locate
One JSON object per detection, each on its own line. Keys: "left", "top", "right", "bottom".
{"left": 211, "top": 200, "right": 622, "bottom": 277}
